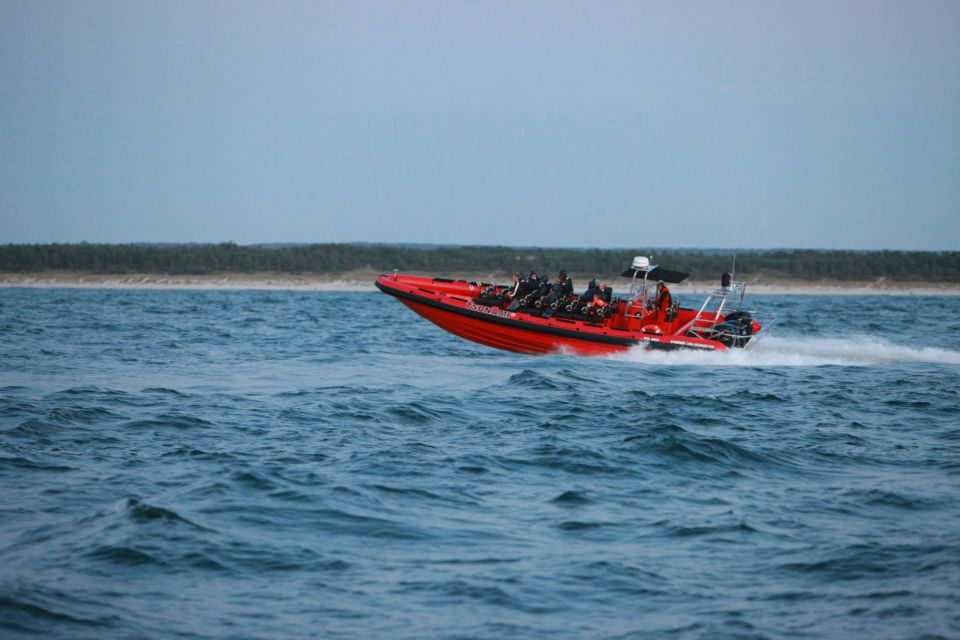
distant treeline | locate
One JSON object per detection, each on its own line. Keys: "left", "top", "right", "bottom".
{"left": 2, "top": 243, "right": 959, "bottom": 282}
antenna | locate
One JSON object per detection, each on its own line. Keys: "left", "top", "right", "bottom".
{"left": 731, "top": 254, "right": 737, "bottom": 279}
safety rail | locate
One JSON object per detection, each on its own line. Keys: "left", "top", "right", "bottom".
{"left": 678, "top": 281, "right": 747, "bottom": 338}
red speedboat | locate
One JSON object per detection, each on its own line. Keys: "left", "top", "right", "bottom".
{"left": 375, "top": 257, "right": 766, "bottom": 356}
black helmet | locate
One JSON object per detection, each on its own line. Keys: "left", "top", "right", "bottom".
{"left": 559, "top": 270, "right": 567, "bottom": 278}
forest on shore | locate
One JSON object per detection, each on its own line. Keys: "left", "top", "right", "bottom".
{"left": 2, "top": 243, "right": 959, "bottom": 282}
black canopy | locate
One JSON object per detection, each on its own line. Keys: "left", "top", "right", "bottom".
{"left": 619, "top": 265, "right": 689, "bottom": 284}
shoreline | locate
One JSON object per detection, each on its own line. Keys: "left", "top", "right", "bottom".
{"left": 3, "top": 271, "right": 960, "bottom": 296}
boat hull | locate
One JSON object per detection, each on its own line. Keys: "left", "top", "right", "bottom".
{"left": 376, "top": 274, "right": 728, "bottom": 356}
{"left": 397, "top": 295, "right": 628, "bottom": 355}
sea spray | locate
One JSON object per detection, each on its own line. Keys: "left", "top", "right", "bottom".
{"left": 612, "top": 334, "right": 960, "bottom": 367}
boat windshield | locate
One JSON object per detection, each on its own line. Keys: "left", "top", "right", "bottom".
{"left": 625, "top": 273, "right": 655, "bottom": 318}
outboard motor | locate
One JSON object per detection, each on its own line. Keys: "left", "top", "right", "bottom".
{"left": 721, "top": 272, "right": 732, "bottom": 290}
{"left": 720, "top": 310, "right": 754, "bottom": 347}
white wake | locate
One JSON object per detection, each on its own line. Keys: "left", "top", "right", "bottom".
{"left": 611, "top": 335, "right": 960, "bottom": 367}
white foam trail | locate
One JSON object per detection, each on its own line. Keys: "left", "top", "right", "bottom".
{"left": 610, "top": 335, "right": 960, "bottom": 367}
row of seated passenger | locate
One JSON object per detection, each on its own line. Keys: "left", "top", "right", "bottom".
{"left": 474, "top": 271, "right": 616, "bottom": 322}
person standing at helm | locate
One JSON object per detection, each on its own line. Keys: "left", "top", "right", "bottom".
{"left": 654, "top": 281, "right": 672, "bottom": 316}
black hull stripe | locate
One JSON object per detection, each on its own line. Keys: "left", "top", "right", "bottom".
{"left": 376, "top": 281, "right": 639, "bottom": 347}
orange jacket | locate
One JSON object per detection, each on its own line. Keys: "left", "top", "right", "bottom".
{"left": 655, "top": 287, "right": 671, "bottom": 312}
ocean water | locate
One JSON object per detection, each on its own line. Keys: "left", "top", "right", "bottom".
{"left": 1, "top": 288, "right": 959, "bottom": 639}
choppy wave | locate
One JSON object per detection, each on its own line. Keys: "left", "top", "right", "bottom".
{"left": 1, "top": 289, "right": 958, "bottom": 639}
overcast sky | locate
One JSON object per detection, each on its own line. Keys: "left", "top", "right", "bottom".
{"left": 1, "top": 1, "right": 958, "bottom": 249}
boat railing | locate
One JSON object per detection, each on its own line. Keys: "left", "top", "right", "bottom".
{"left": 703, "top": 310, "right": 776, "bottom": 348}
{"left": 745, "top": 311, "right": 778, "bottom": 348}
{"left": 679, "top": 281, "right": 747, "bottom": 338}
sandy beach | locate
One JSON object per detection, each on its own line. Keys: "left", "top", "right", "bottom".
{"left": 2, "top": 271, "right": 959, "bottom": 296}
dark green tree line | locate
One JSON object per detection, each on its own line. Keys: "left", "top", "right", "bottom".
{"left": 1, "top": 243, "right": 958, "bottom": 282}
